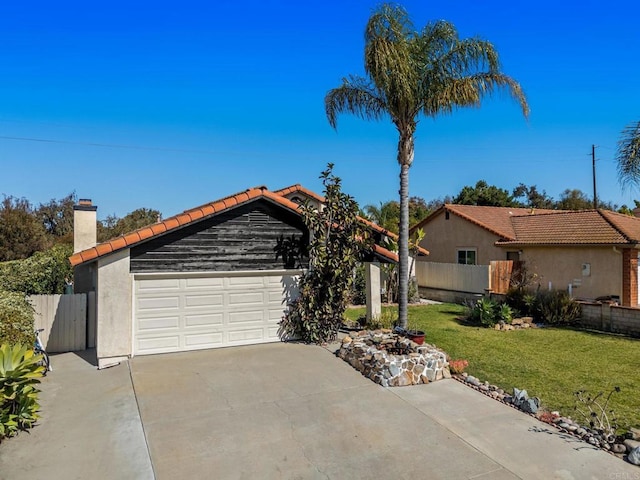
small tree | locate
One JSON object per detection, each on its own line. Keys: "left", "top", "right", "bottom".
{"left": 279, "top": 164, "right": 372, "bottom": 344}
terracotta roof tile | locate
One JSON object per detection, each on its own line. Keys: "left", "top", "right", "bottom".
{"left": 498, "top": 210, "right": 638, "bottom": 245}
{"left": 163, "top": 218, "right": 180, "bottom": 230}
{"left": 137, "top": 228, "right": 154, "bottom": 241}
{"left": 109, "top": 237, "right": 127, "bottom": 251}
{"left": 95, "top": 243, "right": 113, "bottom": 256}
{"left": 124, "top": 232, "right": 141, "bottom": 245}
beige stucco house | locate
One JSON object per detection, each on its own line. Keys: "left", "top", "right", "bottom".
{"left": 70, "top": 185, "right": 408, "bottom": 368}
{"left": 411, "top": 205, "right": 640, "bottom": 307}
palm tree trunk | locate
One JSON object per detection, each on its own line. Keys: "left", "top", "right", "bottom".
{"left": 397, "top": 127, "right": 414, "bottom": 329}
{"left": 398, "top": 162, "right": 409, "bottom": 328}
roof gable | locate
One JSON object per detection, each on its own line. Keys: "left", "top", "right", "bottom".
{"left": 412, "top": 204, "right": 553, "bottom": 240}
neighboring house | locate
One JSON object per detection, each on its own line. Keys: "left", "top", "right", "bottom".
{"left": 412, "top": 204, "right": 640, "bottom": 307}
{"left": 70, "top": 185, "right": 409, "bottom": 368}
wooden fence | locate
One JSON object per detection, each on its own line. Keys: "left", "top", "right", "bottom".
{"left": 416, "top": 262, "right": 490, "bottom": 294}
{"left": 29, "top": 293, "right": 94, "bottom": 353}
{"left": 416, "top": 260, "right": 520, "bottom": 295}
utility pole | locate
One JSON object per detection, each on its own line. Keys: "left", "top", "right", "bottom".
{"left": 592, "top": 144, "right": 598, "bottom": 209}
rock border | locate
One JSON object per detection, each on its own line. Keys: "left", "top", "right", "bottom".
{"left": 453, "top": 373, "right": 640, "bottom": 466}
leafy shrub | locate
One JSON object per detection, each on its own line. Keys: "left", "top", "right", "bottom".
{"left": 505, "top": 287, "right": 535, "bottom": 317}
{"left": 536, "top": 290, "right": 581, "bottom": 325}
{"left": 467, "top": 298, "right": 515, "bottom": 327}
{"left": 0, "top": 244, "right": 73, "bottom": 295}
{"left": 0, "top": 290, "right": 35, "bottom": 347}
{"left": 0, "top": 343, "right": 44, "bottom": 440}
{"left": 280, "top": 164, "right": 372, "bottom": 344}
{"left": 468, "top": 297, "right": 499, "bottom": 327}
{"left": 496, "top": 303, "right": 513, "bottom": 324}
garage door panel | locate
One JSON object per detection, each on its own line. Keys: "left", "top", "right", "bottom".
{"left": 137, "top": 278, "right": 181, "bottom": 291}
{"left": 227, "top": 276, "right": 265, "bottom": 288}
{"left": 228, "top": 328, "right": 264, "bottom": 343}
{"left": 134, "top": 272, "right": 299, "bottom": 355}
{"left": 138, "top": 315, "right": 180, "bottom": 331}
{"left": 184, "top": 332, "right": 223, "bottom": 347}
{"left": 228, "top": 310, "right": 264, "bottom": 324}
{"left": 228, "top": 291, "right": 265, "bottom": 307}
{"left": 138, "top": 336, "right": 180, "bottom": 352}
{"left": 138, "top": 296, "right": 180, "bottom": 311}
{"left": 184, "top": 313, "right": 223, "bottom": 327}
{"left": 185, "top": 277, "right": 224, "bottom": 289}
{"left": 185, "top": 294, "right": 223, "bottom": 308}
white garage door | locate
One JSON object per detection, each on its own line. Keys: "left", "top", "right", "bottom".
{"left": 133, "top": 271, "right": 299, "bottom": 355}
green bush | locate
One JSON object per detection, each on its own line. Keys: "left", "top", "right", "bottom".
{"left": 536, "top": 290, "right": 581, "bottom": 325}
{"left": 0, "top": 290, "right": 35, "bottom": 347}
{"left": 0, "top": 244, "right": 73, "bottom": 295}
{"left": 468, "top": 297, "right": 499, "bottom": 327}
{"left": 467, "top": 298, "right": 515, "bottom": 327}
{"left": 0, "top": 343, "right": 44, "bottom": 440}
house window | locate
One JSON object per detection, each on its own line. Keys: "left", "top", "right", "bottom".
{"left": 457, "top": 249, "right": 476, "bottom": 265}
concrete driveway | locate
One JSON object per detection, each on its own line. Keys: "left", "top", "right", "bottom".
{"left": 1, "top": 343, "right": 638, "bottom": 479}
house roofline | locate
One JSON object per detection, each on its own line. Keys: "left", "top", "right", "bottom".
{"left": 70, "top": 185, "right": 408, "bottom": 267}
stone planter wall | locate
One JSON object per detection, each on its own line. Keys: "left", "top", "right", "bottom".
{"left": 337, "top": 330, "right": 450, "bottom": 387}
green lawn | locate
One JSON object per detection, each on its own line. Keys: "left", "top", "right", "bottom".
{"left": 345, "top": 303, "right": 640, "bottom": 429}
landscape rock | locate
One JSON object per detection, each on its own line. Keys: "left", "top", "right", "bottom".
{"left": 612, "top": 443, "right": 627, "bottom": 454}
{"left": 628, "top": 446, "right": 640, "bottom": 466}
{"left": 624, "top": 439, "right": 640, "bottom": 452}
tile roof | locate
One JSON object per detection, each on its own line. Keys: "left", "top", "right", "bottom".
{"left": 498, "top": 210, "right": 640, "bottom": 245}
{"left": 273, "top": 184, "right": 325, "bottom": 203}
{"left": 69, "top": 185, "right": 421, "bottom": 266}
{"left": 412, "top": 204, "right": 555, "bottom": 240}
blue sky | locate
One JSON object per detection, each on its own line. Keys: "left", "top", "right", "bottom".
{"left": 1, "top": 1, "right": 639, "bottom": 219}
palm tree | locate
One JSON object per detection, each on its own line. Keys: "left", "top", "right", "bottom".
{"left": 325, "top": 4, "right": 529, "bottom": 328}
{"left": 616, "top": 121, "right": 640, "bottom": 190}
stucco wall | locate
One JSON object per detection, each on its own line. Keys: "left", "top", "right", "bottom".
{"left": 96, "top": 249, "right": 132, "bottom": 367}
{"left": 419, "top": 212, "right": 515, "bottom": 264}
{"left": 521, "top": 246, "right": 622, "bottom": 301}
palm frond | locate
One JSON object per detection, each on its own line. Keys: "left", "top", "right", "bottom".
{"left": 422, "top": 72, "right": 529, "bottom": 118}
{"left": 325, "top": 76, "right": 387, "bottom": 129}
{"left": 617, "top": 121, "right": 640, "bottom": 190}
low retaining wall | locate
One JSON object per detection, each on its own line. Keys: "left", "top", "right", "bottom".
{"left": 579, "top": 301, "right": 640, "bottom": 337}
{"left": 418, "top": 287, "right": 484, "bottom": 305}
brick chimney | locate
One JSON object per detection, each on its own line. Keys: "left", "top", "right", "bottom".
{"left": 73, "top": 199, "right": 98, "bottom": 254}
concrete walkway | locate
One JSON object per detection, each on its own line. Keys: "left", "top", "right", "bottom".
{"left": 1, "top": 343, "right": 637, "bottom": 479}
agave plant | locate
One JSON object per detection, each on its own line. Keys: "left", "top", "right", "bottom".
{"left": 0, "top": 343, "right": 44, "bottom": 439}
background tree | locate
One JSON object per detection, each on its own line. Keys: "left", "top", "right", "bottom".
{"left": 453, "top": 180, "right": 516, "bottom": 207}
{"left": 97, "top": 208, "right": 161, "bottom": 242}
{"left": 325, "top": 4, "right": 528, "bottom": 327}
{"left": 556, "top": 189, "right": 594, "bottom": 210}
{"left": 512, "top": 183, "right": 555, "bottom": 209}
{"left": 364, "top": 196, "right": 430, "bottom": 233}
{"left": 616, "top": 120, "right": 640, "bottom": 190}
{"left": 36, "top": 192, "right": 76, "bottom": 244}
{"left": 0, "top": 197, "right": 48, "bottom": 261}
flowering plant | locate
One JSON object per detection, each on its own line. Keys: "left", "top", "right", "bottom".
{"left": 448, "top": 359, "right": 469, "bottom": 374}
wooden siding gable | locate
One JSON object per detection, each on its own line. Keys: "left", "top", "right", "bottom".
{"left": 130, "top": 199, "right": 309, "bottom": 273}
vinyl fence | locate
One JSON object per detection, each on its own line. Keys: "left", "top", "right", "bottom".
{"left": 416, "top": 262, "right": 490, "bottom": 294}
{"left": 29, "top": 293, "right": 94, "bottom": 353}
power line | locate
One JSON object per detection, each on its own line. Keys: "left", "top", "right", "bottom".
{"left": 0, "top": 135, "right": 217, "bottom": 155}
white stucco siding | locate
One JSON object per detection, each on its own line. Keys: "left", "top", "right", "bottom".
{"left": 96, "top": 249, "right": 132, "bottom": 367}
